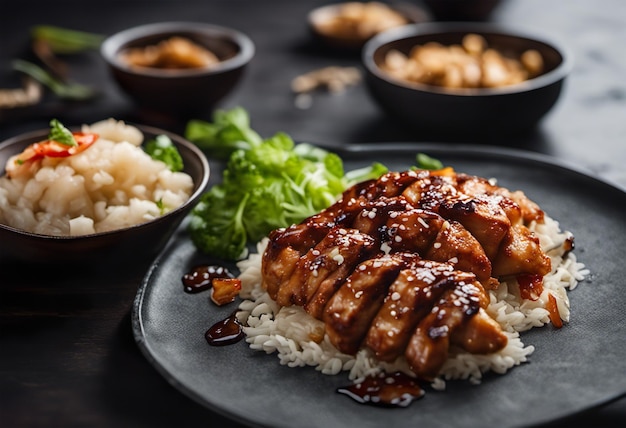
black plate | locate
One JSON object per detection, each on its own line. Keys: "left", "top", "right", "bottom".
{"left": 132, "top": 144, "right": 626, "bottom": 428}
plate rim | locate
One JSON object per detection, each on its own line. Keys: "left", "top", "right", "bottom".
{"left": 319, "top": 141, "right": 626, "bottom": 194}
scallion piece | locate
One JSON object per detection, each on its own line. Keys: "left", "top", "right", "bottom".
{"left": 31, "top": 25, "right": 104, "bottom": 54}
{"left": 12, "top": 59, "right": 96, "bottom": 101}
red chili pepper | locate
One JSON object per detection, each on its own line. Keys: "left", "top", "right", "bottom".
{"left": 517, "top": 273, "right": 544, "bottom": 301}
{"left": 16, "top": 132, "right": 98, "bottom": 164}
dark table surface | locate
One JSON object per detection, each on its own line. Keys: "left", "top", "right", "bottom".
{"left": 1, "top": 1, "right": 625, "bottom": 427}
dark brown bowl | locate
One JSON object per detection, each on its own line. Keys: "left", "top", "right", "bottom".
{"left": 308, "top": 2, "right": 427, "bottom": 51}
{"left": 0, "top": 124, "right": 209, "bottom": 266}
{"left": 101, "top": 22, "right": 254, "bottom": 117}
{"left": 362, "top": 23, "right": 572, "bottom": 136}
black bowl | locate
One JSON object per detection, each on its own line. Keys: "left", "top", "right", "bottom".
{"left": 362, "top": 23, "right": 572, "bottom": 136}
{"left": 0, "top": 124, "right": 209, "bottom": 266}
{"left": 101, "top": 22, "right": 254, "bottom": 117}
{"left": 308, "top": 1, "right": 427, "bottom": 51}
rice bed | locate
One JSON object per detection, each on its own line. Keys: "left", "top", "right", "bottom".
{"left": 236, "top": 214, "right": 589, "bottom": 388}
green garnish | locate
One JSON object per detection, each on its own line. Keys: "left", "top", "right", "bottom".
{"left": 415, "top": 152, "right": 444, "bottom": 170}
{"left": 31, "top": 25, "right": 104, "bottom": 54}
{"left": 155, "top": 199, "right": 166, "bottom": 215}
{"left": 48, "top": 118, "right": 77, "bottom": 146}
{"left": 186, "top": 107, "right": 387, "bottom": 260}
{"left": 12, "top": 59, "right": 96, "bottom": 101}
{"left": 144, "top": 134, "right": 184, "bottom": 172}
{"left": 185, "top": 106, "right": 263, "bottom": 159}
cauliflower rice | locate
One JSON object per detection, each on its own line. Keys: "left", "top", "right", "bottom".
{"left": 0, "top": 119, "right": 193, "bottom": 236}
{"left": 235, "top": 214, "right": 589, "bottom": 388}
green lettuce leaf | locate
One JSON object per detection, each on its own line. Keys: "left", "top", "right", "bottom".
{"left": 186, "top": 107, "right": 389, "bottom": 260}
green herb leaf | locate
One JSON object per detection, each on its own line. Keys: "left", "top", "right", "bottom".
{"left": 185, "top": 106, "right": 263, "bottom": 158}
{"left": 155, "top": 199, "right": 166, "bottom": 215}
{"left": 345, "top": 161, "right": 389, "bottom": 186}
{"left": 189, "top": 191, "right": 251, "bottom": 260}
{"left": 415, "top": 153, "right": 444, "bottom": 170}
{"left": 186, "top": 107, "right": 389, "bottom": 261}
{"left": 144, "top": 134, "right": 184, "bottom": 172}
{"left": 48, "top": 118, "right": 77, "bottom": 146}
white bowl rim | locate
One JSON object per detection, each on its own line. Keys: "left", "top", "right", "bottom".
{"left": 362, "top": 22, "right": 573, "bottom": 97}
{"left": 100, "top": 21, "right": 255, "bottom": 78}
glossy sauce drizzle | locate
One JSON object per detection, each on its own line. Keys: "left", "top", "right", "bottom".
{"left": 205, "top": 311, "right": 244, "bottom": 346}
{"left": 182, "top": 265, "right": 234, "bottom": 294}
{"left": 337, "top": 371, "right": 424, "bottom": 407}
{"left": 517, "top": 273, "right": 544, "bottom": 301}
{"left": 186, "top": 265, "right": 425, "bottom": 407}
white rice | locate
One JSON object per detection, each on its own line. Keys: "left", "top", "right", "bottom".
{"left": 236, "top": 214, "right": 589, "bottom": 388}
{"left": 0, "top": 118, "right": 193, "bottom": 236}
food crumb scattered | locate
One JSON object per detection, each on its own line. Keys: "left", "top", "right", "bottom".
{"left": 0, "top": 77, "right": 42, "bottom": 109}
{"left": 291, "top": 66, "right": 361, "bottom": 109}
{"left": 294, "top": 93, "right": 314, "bottom": 110}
